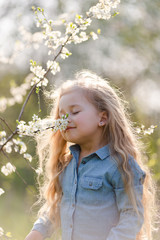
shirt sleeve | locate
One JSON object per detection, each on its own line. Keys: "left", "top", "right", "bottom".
{"left": 106, "top": 157, "right": 146, "bottom": 240}
{"left": 31, "top": 214, "right": 54, "bottom": 239}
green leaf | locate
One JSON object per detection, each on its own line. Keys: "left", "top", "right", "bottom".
{"left": 112, "top": 11, "right": 119, "bottom": 17}
{"left": 36, "top": 87, "right": 40, "bottom": 94}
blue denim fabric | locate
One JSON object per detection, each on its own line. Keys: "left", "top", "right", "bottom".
{"left": 32, "top": 144, "right": 146, "bottom": 240}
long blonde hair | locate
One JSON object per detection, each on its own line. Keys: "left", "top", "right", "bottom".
{"left": 35, "top": 70, "right": 157, "bottom": 239}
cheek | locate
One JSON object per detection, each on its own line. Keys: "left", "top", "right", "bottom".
{"left": 60, "top": 131, "right": 66, "bottom": 139}
{"left": 75, "top": 113, "right": 86, "bottom": 124}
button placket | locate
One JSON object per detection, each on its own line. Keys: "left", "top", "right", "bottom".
{"left": 89, "top": 181, "right": 93, "bottom": 186}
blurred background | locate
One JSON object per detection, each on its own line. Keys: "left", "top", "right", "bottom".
{"left": 0, "top": 0, "right": 160, "bottom": 239}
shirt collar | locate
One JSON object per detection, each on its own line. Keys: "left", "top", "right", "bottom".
{"left": 69, "top": 143, "right": 110, "bottom": 160}
{"left": 95, "top": 144, "right": 110, "bottom": 160}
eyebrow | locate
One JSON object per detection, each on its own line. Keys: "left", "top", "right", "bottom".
{"left": 59, "top": 104, "right": 81, "bottom": 113}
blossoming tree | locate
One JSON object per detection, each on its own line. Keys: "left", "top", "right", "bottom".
{"left": 0, "top": 1, "right": 123, "bottom": 238}
{"left": 0, "top": 0, "right": 159, "bottom": 239}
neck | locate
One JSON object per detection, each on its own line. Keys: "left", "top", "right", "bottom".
{"left": 79, "top": 138, "right": 108, "bottom": 158}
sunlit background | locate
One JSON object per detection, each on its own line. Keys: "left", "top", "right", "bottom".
{"left": 0, "top": 0, "right": 160, "bottom": 239}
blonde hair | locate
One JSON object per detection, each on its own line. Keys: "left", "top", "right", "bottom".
{"left": 35, "top": 70, "right": 157, "bottom": 239}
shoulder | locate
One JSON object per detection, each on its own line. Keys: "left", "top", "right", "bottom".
{"left": 107, "top": 154, "right": 146, "bottom": 188}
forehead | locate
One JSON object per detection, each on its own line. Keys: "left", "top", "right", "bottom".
{"left": 59, "top": 88, "right": 89, "bottom": 109}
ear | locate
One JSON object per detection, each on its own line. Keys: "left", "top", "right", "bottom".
{"left": 98, "top": 111, "right": 108, "bottom": 127}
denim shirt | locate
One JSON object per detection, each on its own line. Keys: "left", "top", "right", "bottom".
{"left": 32, "top": 144, "right": 146, "bottom": 240}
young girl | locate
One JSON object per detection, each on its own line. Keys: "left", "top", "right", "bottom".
{"left": 25, "top": 70, "right": 156, "bottom": 240}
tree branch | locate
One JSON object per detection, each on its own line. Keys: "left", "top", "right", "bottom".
{"left": 1, "top": 150, "right": 35, "bottom": 195}
{"left": 0, "top": 117, "right": 14, "bottom": 133}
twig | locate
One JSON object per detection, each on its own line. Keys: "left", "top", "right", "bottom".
{"left": 17, "top": 84, "right": 38, "bottom": 122}
{"left": 0, "top": 117, "right": 14, "bottom": 133}
{"left": 1, "top": 150, "right": 35, "bottom": 195}
{"left": 23, "top": 157, "right": 37, "bottom": 172}
{"left": 0, "top": 130, "right": 17, "bottom": 151}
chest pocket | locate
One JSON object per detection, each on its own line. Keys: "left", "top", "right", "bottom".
{"left": 81, "top": 176, "right": 103, "bottom": 190}
{"left": 79, "top": 176, "right": 103, "bottom": 205}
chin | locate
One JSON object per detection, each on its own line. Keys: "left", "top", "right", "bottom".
{"left": 63, "top": 136, "right": 79, "bottom": 144}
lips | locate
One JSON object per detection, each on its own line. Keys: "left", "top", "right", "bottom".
{"left": 66, "top": 127, "right": 75, "bottom": 131}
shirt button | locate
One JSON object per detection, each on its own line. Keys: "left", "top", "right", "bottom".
{"left": 72, "top": 204, "right": 75, "bottom": 207}
{"left": 70, "top": 224, "right": 73, "bottom": 228}
{"left": 89, "top": 181, "right": 92, "bottom": 186}
{"left": 82, "top": 160, "right": 86, "bottom": 164}
{"left": 75, "top": 180, "right": 77, "bottom": 184}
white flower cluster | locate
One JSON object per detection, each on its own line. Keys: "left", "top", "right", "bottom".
{"left": 47, "top": 60, "right": 60, "bottom": 75}
{"left": 65, "top": 22, "right": 79, "bottom": 35}
{"left": 17, "top": 114, "right": 68, "bottom": 136}
{"left": 60, "top": 47, "right": 72, "bottom": 60}
{"left": 0, "top": 188, "right": 5, "bottom": 196}
{"left": 0, "top": 74, "right": 32, "bottom": 112}
{"left": 30, "top": 61, "right": 48, "bottom": 87}
{"left": 88, "top": 0, "right": 120, "bottom": 20}
{"left": 136, "top": 125, "right": 157, "bottom": 135}
{"left": 13, "top": 139, "right": 27, "bottom": 154}
{"left": 0, "top": 131, "right": 6, "bottom": 139}
{"left": 18, "top": 26, "right": 43, "bottom": 50}
{"left": 0, "top": 130, "right": 28, "bottom": 155}
{"left": 33, "top": 6, "right": 98, "bottom": 55}
{"left": 3, "top": 141, "right": 13, "bottom": 153}
{"left": 90, "top": 31, "right": 99, "bottom": 40}
{"left": 0, "top": 131, "right": 7, "bottom": 146}
{"left": 0, "top": 227, "right": 4, "bottom": 237}
{"left": 30, "top": 1, "right": 120, "bottom": 79}
{"left": 24, "top": 153, "right": 32, "bottom": 162}
{"left": 44, "top": 29, "right": 62, "bottom": 51}
{"left": 0, "top": 98, "right": 7, "bottom": 112}
{"left": 75, "top": 15, "right": 92, "bottom": 30}
{"left": 53, "top": 118, "right": 69, "bottom": 132}
{"left": 36, "top": 13, "right": 69, "bottom": 55}
{"left": 65, "top": 20, "right": 96, "bottom": 45}
{"left": 30, "top": 65, "right": 46, "bottom": 78}
{"left": 35, "top": 167, "right": 43, "bottom": 174}
{"left": 0, "top": 26, "right": 44, "bottom": 65}
{"left": 1, "top": 162, "right": 16, "bottom": 176}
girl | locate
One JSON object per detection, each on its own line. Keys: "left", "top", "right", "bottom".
{"left": 25, "top": 70, "right": 156, "bottom": 240}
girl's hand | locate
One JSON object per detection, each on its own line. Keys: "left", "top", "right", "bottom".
{"left": 25, "top": 230, "right": 43, "bottom": 240}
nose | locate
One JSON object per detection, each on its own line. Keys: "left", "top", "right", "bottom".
{"left": 67, "top": 114, "right": 71, "bottom": 123}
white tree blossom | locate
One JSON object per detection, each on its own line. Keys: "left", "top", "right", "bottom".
{"left": 0, "top": 131, "right": 6, "bottom": 145}
{"left": 0, "top": 74, "right": 32, "bottom": 112}
{"left": 23, "top": 153, "right": 32, "bottom": 162}
{"left": 3, "top": 141, "right": 13, "bottom": 153}
{"left": 0, "top": 98, "right": 7, "bottom": 112}
{"left": 0, "top": 188, "right": 5, "bottom": 196}
{"left": 12, "top": 139, "right": 27, "bottom": 154}
{"left": 75, "top": 15, "right": 92, "bottom": 30}
{"left": 0, "top": 131, "right": 6, "bottom": 139}
{"left": 47, "top": 60, "right": 61, "bottom": 75}
{"left": 90, "top": 31, "right": 98, "bottom": 40}
{"left": 88, "top": 0, "right": 120, "bottom": 20}
{"left": 0, "top": 227, "right": 4, "bottom": 237}
{"left": 136, "top": 125, "right": 157, "bottom": 135}
{"left": 1, "top": 162, "right": 16, "bottom": 176}
{"left": 60, "top": 47, "right": 72, "bottom": 59}
{"left": 17, "top": 114, "right": 69, "bottom": 136}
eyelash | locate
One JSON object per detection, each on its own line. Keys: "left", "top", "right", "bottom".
{"left": 72, "top": 111, "right": 80, "bottom": 115}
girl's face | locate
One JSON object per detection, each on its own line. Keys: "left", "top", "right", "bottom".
{"left": 59, "top": 88, "right": 106, "bottom": 145}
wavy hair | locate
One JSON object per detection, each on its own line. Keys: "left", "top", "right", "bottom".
{"left": 34, "top": 70, "right": 157, "bottom": 239}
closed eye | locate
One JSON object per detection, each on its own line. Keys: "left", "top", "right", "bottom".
{"left": 72, "top": 111, "right": 80, "bottom": 115}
